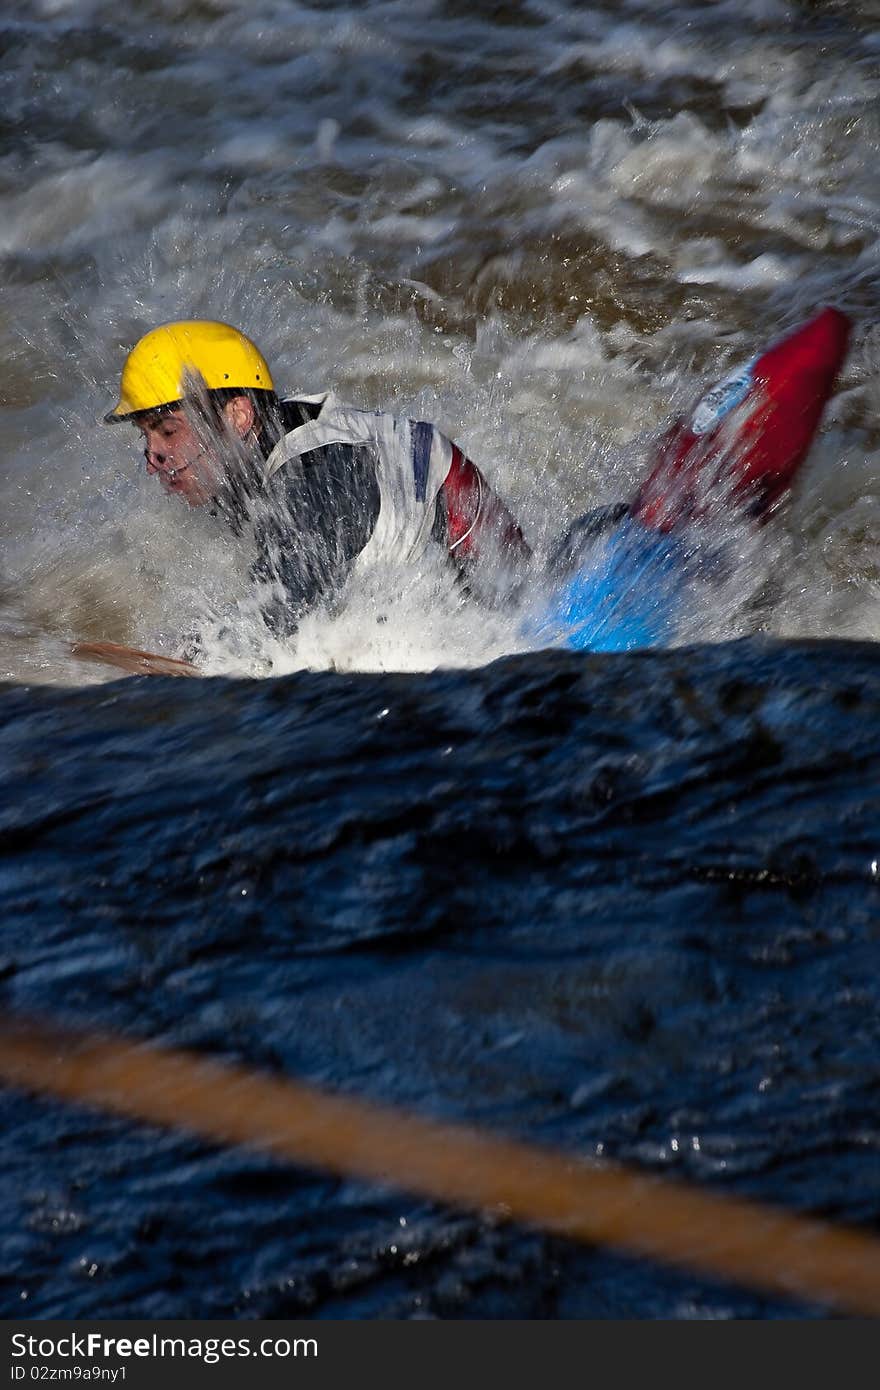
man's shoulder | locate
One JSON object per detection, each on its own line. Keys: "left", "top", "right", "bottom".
{"left": 264, "top": 393, "right": 382, "bottom": 480}
{"left": 266, "top": 394, "right": 455, "bottom": 487}
{"left": 279, "top": 392, "right": 454, "bottom": 435}
{"left": 277, "top": 392, "right": 330, "bottom": 430}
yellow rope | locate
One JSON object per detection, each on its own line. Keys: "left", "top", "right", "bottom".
{"left": 2, "top": 1016, "right": 878, "bottom": 1315}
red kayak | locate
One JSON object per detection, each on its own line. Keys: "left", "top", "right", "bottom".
{"left": 631, "top": 306, "right": 850, "bottom": 531}
{"left": 533, "top": 307, "right": 851, "bottom": 652}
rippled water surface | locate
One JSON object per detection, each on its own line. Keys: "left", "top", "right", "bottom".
{"left": 3, "top": 640, "right": 880, "bottom": 1317}
{"left": 1, "top": 0, "right": 879, "bottom": 1319}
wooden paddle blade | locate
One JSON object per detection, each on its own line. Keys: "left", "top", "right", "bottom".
{"left": 70, "top": 640, "right": 201, "bottom": 678}
{"left": 4, "top": 1016, "right": 880, "bottom": 1316}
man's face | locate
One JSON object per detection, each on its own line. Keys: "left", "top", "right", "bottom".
{"left": 137, "top": 407, "right": 224, "bottom": 508}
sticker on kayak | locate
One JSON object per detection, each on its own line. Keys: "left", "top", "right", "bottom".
{"left": 690, "top": 358, "right": 757, "bottom": 436}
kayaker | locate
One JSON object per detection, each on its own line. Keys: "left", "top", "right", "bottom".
{"left": 104, "top": 308, "right": 850, "bottom": 653}
{"left": 104, "top": 320, "right": 533, "bottom": 634}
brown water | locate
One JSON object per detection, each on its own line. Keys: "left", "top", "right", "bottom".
{"left": 1, "top": 0, "right": 878, "bottom": 680}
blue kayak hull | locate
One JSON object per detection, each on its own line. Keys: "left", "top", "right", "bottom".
{"left": 527, "top": 521, "right": 692, "bottom": 653}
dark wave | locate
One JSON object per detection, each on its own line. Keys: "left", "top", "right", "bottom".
{"left": 1, "top": 636, "right": 879, "bottom": 1317}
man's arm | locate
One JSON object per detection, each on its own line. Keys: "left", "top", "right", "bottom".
{"left": 434, "top": 445, "right": 532, "bottom": 593}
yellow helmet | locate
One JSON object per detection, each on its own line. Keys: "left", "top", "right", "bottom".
{"left": 104, "top": 319, "right": 275, "bottom": 423}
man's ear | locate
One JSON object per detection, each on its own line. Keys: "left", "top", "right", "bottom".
{"left": 224, "top": 395, "right": 256, "bottom": 438}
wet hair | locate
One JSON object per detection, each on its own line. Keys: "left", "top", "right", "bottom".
{"left": 202, "top": 385, "right": 278, "bottom": 419}
{"left": 132, "top": 387, "right": 281, "bottom": 452}
{"left": 199, "top": 388, "right": 288, "bottom": 465}
{"left": 195, "top": 386, "right": 283, "bottom": 457}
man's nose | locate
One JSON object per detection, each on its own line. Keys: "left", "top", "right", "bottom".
{"left": 144, "top": 446, "right": 167, "bottom": 473}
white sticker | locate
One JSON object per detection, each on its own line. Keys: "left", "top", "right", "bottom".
{"left": 690, "top": 358, "right": 756, "bottom": 436}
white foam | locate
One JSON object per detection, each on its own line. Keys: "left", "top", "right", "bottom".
{"left": 678, "top": 252, "right": 794, "bottom": 289}
{"left": 2, "top": 0, "right": 878, "bottom": 683}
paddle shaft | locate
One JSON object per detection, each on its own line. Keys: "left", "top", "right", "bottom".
{"left": 1, "top": 1017, "right": 880, "bottom": 1316}
{"left": 70, "top": 640, "right": 201, "bottom": 677}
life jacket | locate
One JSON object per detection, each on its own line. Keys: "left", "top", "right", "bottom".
{"left": 263, "top": 392, "right": 530, "bottom": 578}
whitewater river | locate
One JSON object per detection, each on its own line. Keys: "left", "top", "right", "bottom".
{"left": 1, "top": 0, "right": 879, "bottom": 1318}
